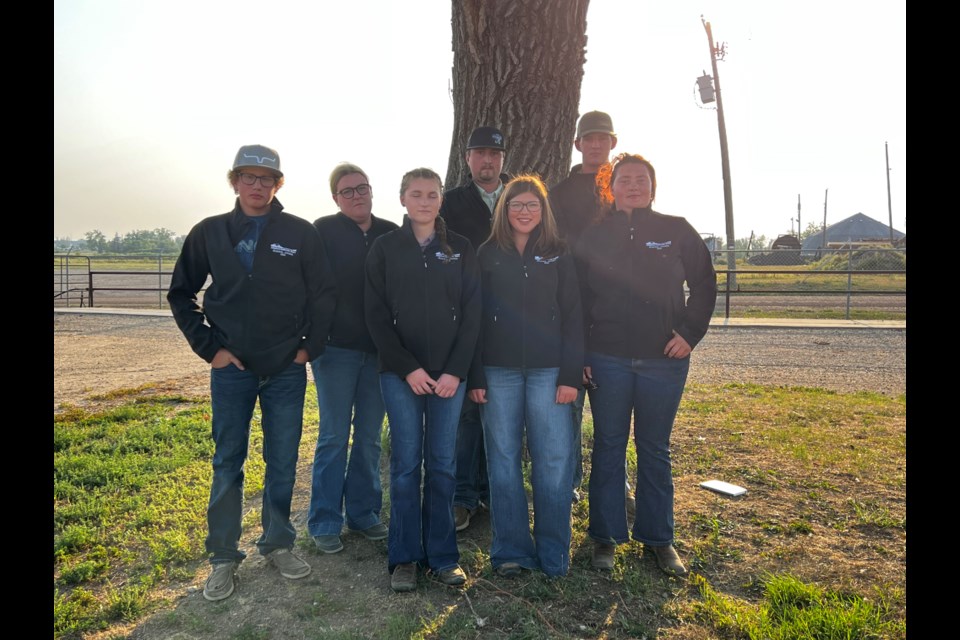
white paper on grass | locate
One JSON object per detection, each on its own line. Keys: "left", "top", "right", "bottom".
{"left": 699, "top": 480, "right": 747, "bottom": 496}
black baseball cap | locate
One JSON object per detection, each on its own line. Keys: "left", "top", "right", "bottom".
{"left": 466, "top": 126, "right": 506, "bottom": 151}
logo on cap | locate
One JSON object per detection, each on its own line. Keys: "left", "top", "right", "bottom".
{"left": 243, "top": 152, "right": 277, "bottom": 166}
{"left": 233, "top": 144, "right": 283, "bottom": 176}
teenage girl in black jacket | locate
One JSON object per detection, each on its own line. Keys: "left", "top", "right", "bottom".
{"left": 364, "top": 168, "right": 481, "bottom": 592}
{"left": 467, "top": 175, "right": 583, "bottom": 577}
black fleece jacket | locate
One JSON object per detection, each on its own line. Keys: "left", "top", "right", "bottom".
{"left": 314, "top": 212, "right": 399, "bottom": 353}
{"left": 439, "top": 173, "right": 510, "bottom": 249}
{"left": 364, "top": 216, "right": 481, "bottom": 380}
{"left": 168, "top": 198, "right": 337, "bottom": 376}
{"left": 548, "top": 164, "right": 601, "bottom": 250}
{"left": 468, "top": 228, "right": 584, "bottom": 390}
{"left": 574, "top": 207, "right": 717, "bottom": 360}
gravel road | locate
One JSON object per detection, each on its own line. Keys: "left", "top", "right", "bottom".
{"left": 53, "top": 312, "right": 906, "bottom": 411}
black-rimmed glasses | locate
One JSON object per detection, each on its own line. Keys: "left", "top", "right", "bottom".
{"left": 336, "top": 184, "right": 371, "bottom": 199}
{"left": 238, "top": 172, "right": 278, "bottom": 188}
{"left": 507, "top": 200, "right": 542, "bottom": 213}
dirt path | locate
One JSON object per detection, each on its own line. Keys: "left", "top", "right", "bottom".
{"left": 54, "top": 311, "right": 906, "bottom": 411}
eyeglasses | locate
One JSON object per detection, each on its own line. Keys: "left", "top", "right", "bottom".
{"left": 507, "top": 200, "right": 542, "bottom": 213}
{"left": 237, "top": 172, "right": 278, "bottom": 188}
{"left": 335, "top": 184, "right": 371, "bottom": 199}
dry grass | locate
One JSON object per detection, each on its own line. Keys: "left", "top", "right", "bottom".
{"left": 57, "top": 381, "right": 906, "bottom": 639}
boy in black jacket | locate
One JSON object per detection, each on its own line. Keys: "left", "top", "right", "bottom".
{"left": 168, "top": 144, "right": 337, "bottom": 601}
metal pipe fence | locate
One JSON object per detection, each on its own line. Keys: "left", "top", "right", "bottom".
{"left": 54, "top": 249, "right": 906, "bottom": 320}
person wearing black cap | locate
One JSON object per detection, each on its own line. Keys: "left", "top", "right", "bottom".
{"left": 168, "top": 144, "right": 337, "bottom": 601}
{"left": 440, "top": 125, "right": 509, "bottom": 532}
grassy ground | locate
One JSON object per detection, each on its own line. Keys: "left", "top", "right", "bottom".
{"left": 54, "top": 380, "right": 905, "bottom": 639}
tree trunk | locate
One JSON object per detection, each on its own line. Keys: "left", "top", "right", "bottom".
{"left": 447, "top": 0, "right": 590, "bottom": 190}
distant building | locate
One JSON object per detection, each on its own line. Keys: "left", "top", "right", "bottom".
{"left": 801, "top": 213, "right": 905, "bottom": 252}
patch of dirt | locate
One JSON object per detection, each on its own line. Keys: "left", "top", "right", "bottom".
{"left": 54, "top": 311, "right": 906, "bottom": 640}
{"left": 54, "top": 312, "right": 210, "bottom": 412}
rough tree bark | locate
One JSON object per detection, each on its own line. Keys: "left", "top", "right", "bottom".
{"left": 446, "top": 0, "right": 590, "bottom": 190}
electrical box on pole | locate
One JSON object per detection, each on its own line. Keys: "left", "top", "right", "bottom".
{"left": 696, "top": 73, "right": 716, "bottom": 104}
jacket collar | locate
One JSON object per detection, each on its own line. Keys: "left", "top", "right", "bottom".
{"left": 610, "top": 205, "right": 653, "bottom": 220}
{"left": 400, "top": 215, "right": 439, "bottom": 249}
{"left": 228, "top": 197, "right": 284, "bottom": 244}
{"left": 461, "top": 173, "right": 512, "bottom": 190}
{"left": 335, "top": 211, "right": 378, "bottom": 230}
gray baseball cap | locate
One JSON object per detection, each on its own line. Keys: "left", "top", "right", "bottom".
{"left": 233, "top": 144, "right": 283, "bottom": 177}
{"left": 575, "top": 111, "right": 616, "bottom": 139}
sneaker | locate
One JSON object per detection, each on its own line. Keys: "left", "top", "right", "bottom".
{"left": 650, "top": 544, "right": 688, "bottom": 577}
{"left": 203, "top": 562, "right": 238, "bottom": 601}
{"left": 439, "top": 565, "right": 467, "bottom": 586}
{"left": 391, "top": 563, "right": 417, "bottom": 592}
{"left": 266, "top": 548, "right": 312, "bottom": 579}
{"left": 349, "top": 523, "right": 388, "bottom": 541}
{"left": 313, "top": 534, "right": 344, "bottom": 554}
{"left": 454, "top": 506, "right": 474, "bottom": 532}
{"left": 495, "top": 562, "right": 522, "bottom": 578}
{"left": 592, "top": 542, "right": 616, "bottom": 570}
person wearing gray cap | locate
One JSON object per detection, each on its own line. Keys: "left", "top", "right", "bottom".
{"left": 549, "top": 111, "right": 618, "bottom": 248}
{"left": 548, "top": 111, "right": 635, "bottom": 519}
{"left": 168, "top": 144, "right": 338, "bottom": 601}
{"left": 439, "top": 125, "right": 510, "bottom": 532}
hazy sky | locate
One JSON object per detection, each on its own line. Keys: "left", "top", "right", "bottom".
{"left": 54, "top": 0, "right": 906, "bottom": 244}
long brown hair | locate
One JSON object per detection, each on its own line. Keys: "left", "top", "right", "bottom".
{"left": 595, "top": 152, "right": 657, "bottom": 213}
{"left": 487, "top": 174, "right": 564, "bottom": 257}
{"left": 399, "top": 167, "right": 453, "bottom": 256}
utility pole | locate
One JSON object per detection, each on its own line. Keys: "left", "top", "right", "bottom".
{"left": 822, "top": 189, "right": 829, "bottom": 250}
{"left": 885, "top": 142, "right": 894, "bottom": 245}
{"left": 797, "top": 194, "right": 801, "bottom": 238}
{"left": 702, "top": 16, "right": 736, "bottom": 288}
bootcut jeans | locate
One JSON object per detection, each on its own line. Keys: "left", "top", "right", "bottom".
{"left": 380, "top": 372, "right": 465, "bottom": 574}
{"left": 480, "top": 366, "right": 575, "bottom": 576}
{"left": 307, "top": 346, "right": 386, "bottom": 537}
{"left": 207, "top": 361, "right": 306, "bottom": 564}
{"left": 586, "top": 353, "right": 689, "bottom": 546}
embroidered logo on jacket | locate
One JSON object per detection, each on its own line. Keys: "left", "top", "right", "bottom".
{"left": 435, "top": 251, "right": 462, "bottom": 264}
{"left": 270, "top": 243, "right": 298, "bottom": 257}
{"left": 645, "top": 241, "right": 672, "bottom": 250}
{"left": 534, "top": 255, "right": 559, "bottom": 264}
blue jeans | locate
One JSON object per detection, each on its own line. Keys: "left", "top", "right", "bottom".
{"left": 480, "top": 367, "right": 575, "bottom": 576}
{"left": 380, "top": 372, "right": 465, "bottom": 574}
{"left": 581, "top": 389, "right": 633, "bottom": 498}
{"left": 454, "top": 396, "right": 488, "bottom": 510}
{"left": 307, "top": 347, "right": 385, "bottom": 537}
{"left": 587, "top": 354, "right": 689, "bottom": 546}
{"left": 572, "top": 388, "right": 585, "bottom": 491}
{"left": 207, "top": 361, "right": 306, "bottom": 564}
